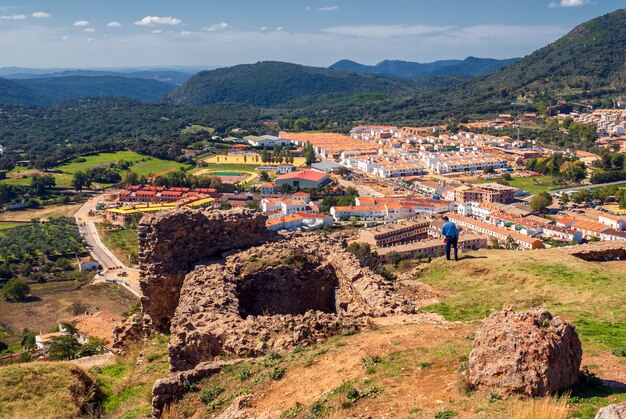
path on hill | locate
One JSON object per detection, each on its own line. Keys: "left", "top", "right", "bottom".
{"left": 74, "top": 195, "right": 141, "bottom": 297}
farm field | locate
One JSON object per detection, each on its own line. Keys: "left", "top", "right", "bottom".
{"left": 202, "top": 154, "right": 307, "bottom": 167}
{"left": 0, "top": 203, "right": 83, "bottom": 222}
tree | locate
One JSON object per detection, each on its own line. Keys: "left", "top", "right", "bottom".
{"left": 483, "top": 166, "right": 495, "bottom": 174}
{"left": 71, "top": 170, "right": 91, "bottom": 191}
{"left": 0, "top": 341, "right": 8, "bottom": 353}
{"left": 2, "top": 278, "right": 30, "bottom": 301}
{"left": 123, "top": 171, "right": 139, "bottom": 186}
{"left": 387, "top": 251, "right": 403, "bottom": 267}
{"left": 261, "top": 150, "right": 268, "bottom": 163}
{"left": 258, "top": 171, "right": 270, "bottom": 182}
{"left": 21, "top": 330, "right": 36, "bottom": 349}
{"left": 530, "top": 191, "right": 552, "bottom": 213}
{"left": 304, "top": 142, "right": 316, "bottom": 166}
{"left": 30, "top": 173, "right": 56, "bottom": 196}
{"left": 48, "top": 334, "right": 82, "bottom": 360}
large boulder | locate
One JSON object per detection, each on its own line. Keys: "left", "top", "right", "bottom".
{"left": 595, "top": 402, "right": 626, "bottom": 419}
{"left": 469, "top": 309, "right": 582, "bottom": 396}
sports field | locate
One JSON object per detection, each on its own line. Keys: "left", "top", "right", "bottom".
{"left": 202, "top": 154, "right": 307, "bottom": 167}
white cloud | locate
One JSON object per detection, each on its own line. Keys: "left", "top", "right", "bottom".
{"left": 203, "top": 22, "right": 229, "bottom": 31}
{"left": 180, "top": 31, "right": 192, "bottom": 36}
{"left": 86, "top": 37, "right": 95, "bottom": 42}
{"left": 323, "top": 24, "right": 452, "bottom": 38}
{"left": 74, "top": 20, "right": 90, "bottom": 27}
{"left": 276, "top": 26, "right": 283, "bottom": 31}
{"left": 31, "top": 12, "right": 50, "bottom": 18}
{"left": 548, "top": 0, "right": 591, "bottom": 7}
{"left": 134, "top": 16, "right": 182, "bottom": 26}
{"left": 0, "top": 14, "right": 27, "bottom": 20}
{"left": 61, "top": 36, "right": 70, "bottom": 41}
{"left": 152, "top": 29, "right": 162, "bottom": 34}
{"left": 306, "top": 5, "right": 339, "bottom": 12}
{"left": 107, "top": 21, "right": 122, "bottom": 28}
{"left": 259, "top": 26, "right": 267, "bottom": 31}
{"left": 85, "top": 28, "right": 96, "bottom": 33}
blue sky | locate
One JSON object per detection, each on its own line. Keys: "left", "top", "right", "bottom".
{"left": 0, "top": 0, "right": 624, "bottom": 68}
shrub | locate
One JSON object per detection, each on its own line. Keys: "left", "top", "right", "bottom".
{"left": 238, "top": 365, "right": 251, "bottom": 381}
{"left": 269, "top": 366, "right": 285, "bottom": 380}
{"left": 2, "top": 278, "right": 30, "bottom": 301}
{"left": 435, "top": 410, "right": 458, "bottom": 419}
{"left": 612, "top": 347, "right": 626, "bottom": 357}
{"left": 0, "top": 340, "right": 8, "bottom": 353}
{"left": 199, "top": 386, "right": 224, "bottom": 404}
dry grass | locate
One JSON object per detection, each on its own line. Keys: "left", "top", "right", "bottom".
{"left": 0, "top": 363, "right": 101, "bottom": 419}
{"left": 513, "top": 395, "right": 568, "bottom": 419}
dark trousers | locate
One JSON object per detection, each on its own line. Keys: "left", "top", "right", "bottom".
{"left": 445, "top": 236, "right": 458, "bottom": 260}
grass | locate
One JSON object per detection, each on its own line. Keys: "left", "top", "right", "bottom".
{"left": 512, "top": 395, "right": 568, "bottom": 419}
{"left": 0, "top": 363, "right": 101, "bottom": 418}
{"left": 0, "top": 222, "right": 28, "bottom": 236}
{"left": 472, "top": 175, "right": 562, "bottom": 194}
{"left": 97, "top": 224, "right": 139, "bottom": 266}
{"left": 419, "top": 249, "right": 626, "bottom": 354}
{"left": 1, "top": 151, "right": 189, "bottom": 189}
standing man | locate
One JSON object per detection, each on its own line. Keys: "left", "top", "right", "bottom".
{"left": 441, "top": 216, "right": 459, "bottom": 261}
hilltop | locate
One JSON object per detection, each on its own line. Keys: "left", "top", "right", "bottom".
{"left": 372, "top": 8, "right": 626, "bottom": 122}
{"left": 162, "top": 61, "right": 465, "bottom": 107}
{"left": 330, "top": 56, "right": 519, "bottom": 79}
{"left": 1, "top": 244, "right": 625, "bottom": 418}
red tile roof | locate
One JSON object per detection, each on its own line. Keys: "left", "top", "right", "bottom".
{"left": 276, "top": 170, "right": 327, "bottom": 182}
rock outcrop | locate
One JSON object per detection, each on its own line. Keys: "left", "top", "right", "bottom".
{"left": 469, "top": 309, "right": 582, "bottom": 396}
{"left": 595, "top": 402, "right": 626, "bottom": 419}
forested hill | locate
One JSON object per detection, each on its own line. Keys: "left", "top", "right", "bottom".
{"left": 330, "top": 57, "right": 519, "bottom": 79}
{"left": 0, "top": 76, "right": 176, "bottom": 106}
{"left": 364, "top": 8, "right": 626, "bottom": 122}
{"left": 162, "top": 61, "right": 462, "bottom": 107}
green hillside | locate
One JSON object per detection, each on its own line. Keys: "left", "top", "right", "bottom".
{"left": 375, "top": 9, "right": 626, "bottom": 121}
{"left": 163, "top": 61, "right": 455, "bottom": 107}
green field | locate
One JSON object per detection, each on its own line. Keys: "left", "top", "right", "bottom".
{"left": 192, "top": 163, "right": 260, "bottom": 174}
{"left": 473, "top": 175, "right": 562, "bottom": 195}
{"left": 0, "top": 222, "right": 28, "bottom": 236}
{"left": 2, "top": 151, "right": 189, "bottom": 189}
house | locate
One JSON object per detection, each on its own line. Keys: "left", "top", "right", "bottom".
{"left": 79, "top": 257, "right": 100, "bottom": 272}
{"left": 445, "top": 212, "right": 544, "bottom": 249}
{"left": 570, "top": 219, "right": 610, "bottom": 238}
{"left": 541, "top": 225, "right": 583, "bottom": 243}
{"left": 600, "top": 229, "right": 626, "bottom": 241}
{"left": 375, "top": 234, "right": 488, "bottom": 260}
{"left": 599, "top": 214, "right": 626, "bottom": 231}
{"left": 35, "top": 332, "right": 61, "bottom": 349}
{"left": 266, "top": 212, "right": 333, "bottom": 231}
{"left": 260, "top": 182, "right": 279, "bottom": 195}
{"left": 277, "top": 164, "right": 296, "bottom": 174}
{"left": 359, "top": 220, "right": 430, "bottom": 248}
{"left": 311, "top": 162, "right": 346, "bottom": 173}
{"left": 274, "top": 169, "right": 330, "bottom": 189}
{"left": 330, "top": 205, "right": 387, "bottom": 221}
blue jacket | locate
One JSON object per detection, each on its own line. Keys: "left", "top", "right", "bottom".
{"left": 441, "top": 221, "right": 459, "bottom": 237}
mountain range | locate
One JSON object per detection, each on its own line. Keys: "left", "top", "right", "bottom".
{"left": 0, "top": 76, "right": 177, "bottom": 106}
{"left": 1, "top": 9, "right": 625, "bottom": 115}
{"left": 329, "top": 57, "right": 519, "bottom": 79}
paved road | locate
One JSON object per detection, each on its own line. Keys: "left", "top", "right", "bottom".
{"left": 74, "top": 196, "right": 141, "bottom": 297}
{"left": 548, "top": 180, "right": 626, "bottom": 196}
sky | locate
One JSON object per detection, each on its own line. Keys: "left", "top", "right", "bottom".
{"left": 0, "top": 0, "right": 624, "bottom": 69}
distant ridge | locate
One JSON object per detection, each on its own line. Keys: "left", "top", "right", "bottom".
{"left": 163, "top": 61, "right": 464, "bottom": 107}
{"left": 330, "top": 56, "right": 519, "bottom": 79}
{"left": 0, "top": 75, "right": 177, "bottom": 106}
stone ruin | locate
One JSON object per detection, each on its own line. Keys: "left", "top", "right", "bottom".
{"left": 564, "top": 241, "right": 626, "bottom": 262}
{"left": 469, "top": 309, "right": 582, "bottom": 396}
{"left": 114, "top": 208, "right": 417, "bottom": 372}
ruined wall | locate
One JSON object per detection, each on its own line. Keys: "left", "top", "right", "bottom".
{"left": 563, "top": 241, "right": 626, "bottom": 261}
{"left": 167, "top": 234, "right": 417, "bottom": 371}
{"left": 138, "top": 208, "right": 276, "bottom": 331}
